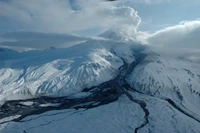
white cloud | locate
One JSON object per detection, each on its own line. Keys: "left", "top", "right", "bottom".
{"left": 1, "top": 0, "right": 199, "bottom": 61}
{"left": 0, "top": 0, "right": 141, "bottom": 33}
{"left": 143, "top": 20, "right": 200, "bottom": 61}
{"left": 147, "top": 20, "right": 200, "bottom": 49}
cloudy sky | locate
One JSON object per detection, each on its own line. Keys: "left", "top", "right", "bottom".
{"left": 0, "top": 0, "right": 199, "bottom": 34}
{"left": 0, "top": 0, "right": 200, "bottom": 60}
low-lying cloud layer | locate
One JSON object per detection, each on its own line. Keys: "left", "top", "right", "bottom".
{"left": 146, "top": 20, "right": 200, "bottom": 51}
{"left": 148, "top": 20, "right": 200, "bottom": 49}
{"left": 144, "top": 20, "right": 200, "bottom": 61}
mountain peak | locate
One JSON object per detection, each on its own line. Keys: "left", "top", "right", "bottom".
{"left": 99, "top": 27, "right": 137, "bottom": 42}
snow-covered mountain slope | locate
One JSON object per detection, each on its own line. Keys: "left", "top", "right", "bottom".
{"left": 1, "top": 94, "right": 200, "bottom": 133}
{"left": 1, "top": 31, "right": 200, "bottom": 133}
{"left": 127, "top": 53, "right": 200, "bottom": 121}
{"left": 0, "top": 39, "right": 139, "bottom": 103}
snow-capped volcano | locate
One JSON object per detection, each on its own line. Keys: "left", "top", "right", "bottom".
{"left": 0, "top": 31, "right": 200, "bottom": 133}
{"left": 99, "top": 27, "right": 137, "bottom": 42}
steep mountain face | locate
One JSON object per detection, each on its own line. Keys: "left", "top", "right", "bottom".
{"left": 127, "top": 54, "right": 200, "bottom": 120}
{"left": 0, "top": 39, "right": 138, "bottom": 103}
{"left": 0, "top": 32, "right": 200, "bottom": 133}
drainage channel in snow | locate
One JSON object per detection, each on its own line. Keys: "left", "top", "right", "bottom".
{"left": 0, "top": 49, "right": 148, "bottom": 133}
{"left": 124, "top": 89, "right": 149, "bottom": 133}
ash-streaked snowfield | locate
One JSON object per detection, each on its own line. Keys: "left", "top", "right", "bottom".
{"left": 0, "top": 0, "right": 200, "bottom": 133}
